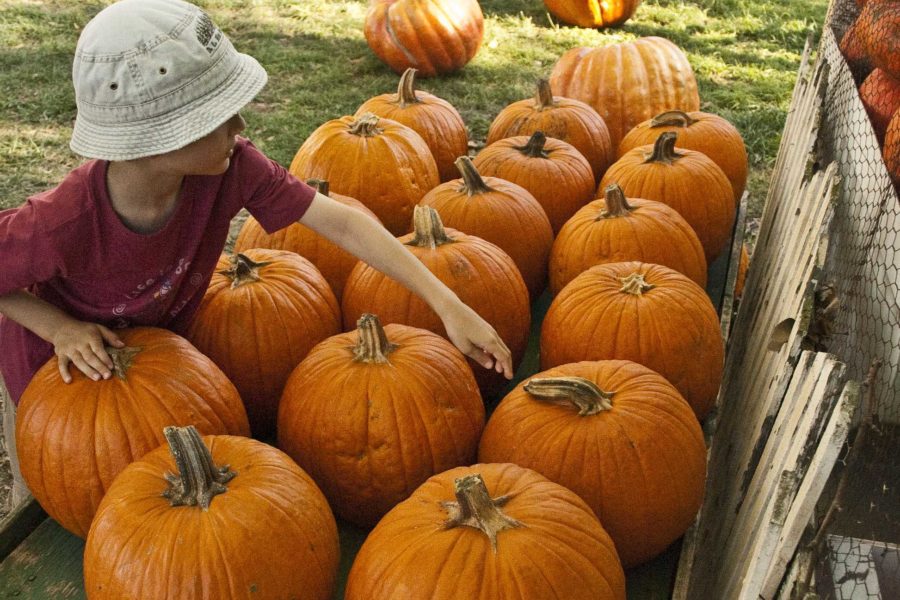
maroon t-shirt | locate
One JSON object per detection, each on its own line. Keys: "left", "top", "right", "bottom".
{"left": 0, "top": 138, "right": 315, "bottom": 404}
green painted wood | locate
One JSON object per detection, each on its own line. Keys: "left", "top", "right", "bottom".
{"left": 0, "top": 498, "right": 46, "bottom": 563}
{"left": 0, "top": 519, "right": 84, "bottom": 599}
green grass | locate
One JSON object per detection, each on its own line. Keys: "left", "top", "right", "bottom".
{"left": 0, "top": 0, "right": 827, "bottom": 218}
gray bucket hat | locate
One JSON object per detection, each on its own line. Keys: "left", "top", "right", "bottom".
{"left": 70, "top": 0, "right": 267, "bottom": 161}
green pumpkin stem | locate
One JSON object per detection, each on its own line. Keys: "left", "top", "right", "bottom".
{"left": 406, "top": 205, "right": 455, "bottom": 249}
{"left": 353, "top": 314, "right": 397, "bottom": 363}
{"left": 619, "top": 272, "right": 656, "bottom": 296}
{"left": 106, "top": 346, "right": 142, "bottom": 380}
{"left": 534, "top": 79, "right": 556, "bottom": 110}
{"left": 650, "top": 110, "right": 697, "bottom": 128}
{"left": 219, "top": 253, "right": 273, "bottom": 289}
{"left": 455, "top": 156, "right": 494, "bottom": 196}
{"left": 517, "top": 131, "right": 549, "bottom": 158}
{"left": 644, "top": 131, "right": 683, "bottom": 165}
{"left": 162, "top": 425, "right": 236, "bottom": 510}
{"left": 597, "top": 184, "right": 634, "bottom": 220}
{"left": 349, "top": 113, "right": 382, "bottom": 137}
{"left": 397, "top": 68, "right": 421, "bottom": 108}
{"left": 442, "top": 473, "right": 522, "bottom": 552}
{"left": 524, "top": 376, "right": 615, "bottom": 415}
{"left": 306, "top": 179, "right": 330, "bottom": 196}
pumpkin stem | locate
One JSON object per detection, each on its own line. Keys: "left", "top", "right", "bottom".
{"left": 455, "top": 156, "right": 494, "bottom": 196}
{"left": 516, "top": 131, "right": 549, "bottom": 158}
{"left": 619, "top": 272, "right": 656, "bottom": 296}
{"left": 162, "top": 425, "right": 236, "bottom": 510}
{"left": 349, "top": 113, "right": 383, "bottom": 137}
{"left": 397, "top": 68, "right": 421, "bottom": 108}
{"left": 442, "top": 473, "right": 522, "bottom": 552}
{"left": 644, "top": 131, "right": 683, "bottom": 165}
{"left": 406, "top": 205, "right": 455, "bottom": 249}
{"left": 306, "top": 178, "right": 330, "bottom": 196}
{"left": 534, "top": 79, "right": 556, "bottom": 110}
{"left": 597, "top": 184, "right": 634, "bottom": 220}
{"left": 218, "top": 253, "right": 274, "bottom": 289}
{"left": 106, "top": 346, "right": 142, "bottom": 380}
{"left": 650, "top": 110, "right": 697, "bottom": 128}
{"left": 524, "top": 376, "right": 615, "bottom": 415}
{"left": 353, "top": 314, "right": 398, "bottom": 363}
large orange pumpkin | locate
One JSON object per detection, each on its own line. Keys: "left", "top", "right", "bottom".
{"left": 289, "top": 112, "right": 439, "bottom": 236}
{"left": 344, "top": 463, "right": 626, "bottom": 600}
{"left": 342, "top": 206, "right": 530, "bottom": 398}
{"left": 357, "top": 68, "right": 469, "bottom": 182}
{"left": 365, "top": 0, "right": 484, "bottom": 77}
{"left": 859, "top": 69, "right": 900, "bottom": 144}
{"left": 479, "top": 361, "right": 706, "bottom": 567}
{"left": 278, "top": 314, "right": 484, "bottom": 528}
{"left": 549, "top": 36, "right": 700, "bottom": 149}
{"left": 549, "top": 184, "right": 707, "bottom": 294}
{"left": 600, "top": 131, "right": 736, "bottom": 263}
{"left": 186, "top": 250, "right": 341, "bottom": 439}
{"left": 16, "top": 327, "right": 250, "bottom": 538}
{"left": 486, "top": 79, "right": 613, "bottom": 182}
{"left": 84, "top": 427, "right": 339, "bottom": 600}
{"left": 473, "top": 131, "right": 595, "bottom": 234}
{"left": 540, "top": 261, "right": 724, "bottom": 419}
{"left": 420, "top": 156, "right": 553, "bottom": 299}
{"left": 234, "top": 179, "right": 381, "bottom": 301}
{"left": 543, "top": 0, "right": 641, "bottom": 29}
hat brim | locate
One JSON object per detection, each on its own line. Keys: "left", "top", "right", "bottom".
{"left": 70, "top": 52, "right": 267, "bottom": 161}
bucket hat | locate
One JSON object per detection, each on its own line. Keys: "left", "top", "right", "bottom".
{"left": 70, "top": 0, "right": 267, "bottom": 161}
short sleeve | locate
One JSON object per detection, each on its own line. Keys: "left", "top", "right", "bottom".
{"left": 0, "top": 201, "right": 62, "bottom": 296}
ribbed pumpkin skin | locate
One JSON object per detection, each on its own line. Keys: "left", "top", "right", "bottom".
{"left": 84, "top": 435, "right": 339, "bottom": 600}
{"left": 186, "top": 250, "right": 341, "bottom": 439}
{"left": 859, "top": 69, "right": 900, "bottom": 144}
{"left": 364, "top": 0, "right": 484, "bottom": 77}
{"left": 478, "top": 360, "right": 706, "bottom": 567}
{"left": 540, "top": 262, "right": 724, "bottom": 418}
{"left": 487, "top": 81, "right": 613, "bottom": 182}
{"left": 345, "top": 463, "right": 626, "bottom": 600}
{"left": 543, "top": 0, "right": 641, "bottom": 28}
{"left": 289, "top": 114, "right": 439, "bottom": 236}
{"left": 473, "top": 134, "right": 596, "bottom": 234}
{"left": 618, "top": 111, "right": 749, "bottom": 202}
{"left": 278, "top": 322, "right": 484, "bottom": 528}
{"left": 860, "top": 0, "right": 900, "bottom": 79}
{"left": 549, "top": 37, "right": 700, "bottom": 148}
{"left": 549, "top": 194, "right": 707, "bottom": 295}
{"left": 16, "top": 327, "right": 249, "bottom": 538}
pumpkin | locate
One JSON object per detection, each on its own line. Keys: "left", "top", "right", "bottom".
{"left": 540, "top": 261, "right": 724, "bottom": 419}
{"left": 234, "top": 179, "right": 381, "bottom": 301}
{"left": 357, "top": 68, "right": 469, "bottom": 183}
{"left": 859, "top": 69, "right": 900, "bottom": 143}
{"left": 735, "top": 243, "right": 750, "bottom": 300}
{"left": 479, "top": 361, "right": 706, "bottom": 567}
{"left": 600, "top": 131, "right": 736, "bottom": 263}
{"left": 344, "top": 463, "right": 626, "bottom": 600}
{"left": 487, "top": 78, "right": 613, "bottom": 182}
{"left": 549, "top": 184, "right": 707, "bottom": 294}
{"left": 289, "top": 112, "right": 439, "bottom": 236}
{"left": 883, "top": 109, "right": 900, "bottom": 187}
{"left": 420, "top": 156, "right": 554, "bottom": 299}
{"left": 473, "top": 131, "right": 595, "bottom": 234}
{"left": 840, "top": 15, "right": 873, "bottom": 82}
{"left": 618, "top": 110, "right": 749, "bottom": 202}
{"left": 186, "top": 250, "right": 341, "bottom": 439}
{"left": 549, "top": 36, "right": 700, "bottom": 148}
{"left": 364, "top": 0, "right": 484, "bottom": 77}
{"left": 543, "top": 0, "right": 641, "bottom": 29}
{"left": 16, "top": 327, "right": 249, "bottom": 538}
{"left": 859, "top": 0, "right": 900, "bottom": 79}
{"left": 342, "top": 205, "right": 530, "bottom": 398}
{"left": 84, "top": 426, "right": 339, "bottom": 600}
{"left": 278, "top": 314, "right": 484, "bottom": 528}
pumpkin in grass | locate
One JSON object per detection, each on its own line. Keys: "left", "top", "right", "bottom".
{"left": 618, "top": 110, "right": 749, "bottom": 202}
{"left": 420, "top": 156, "right": 553, "bottom": 299}
{"left": 289, "top": 112, "right": 439, "bottom": 236}
{"left": 186, "top": 250, "right": 340, "bottom": 440}
{"left": 543, "top": 0, "right": 641, "bottom": 29}
{"left": 487, "top": 78, "right": 613, "bottom": 182}
{"left": 549, "top": 36, "right": 700, "bottom": 148}
{"left": 541, "top": 261, "right": 724, "bottom": 419}
{"left": 549, "top": 184, "right": 707, "bottom": 295}
{"left": 859, "top": 0, "right": 900, "bottom": 79}
{"left": 342, "top": 206, "right": 530, "bottom": 398}
{"left": 859, "top": 69, "right": 900, "bottom": 143}
{"left": 234, "top": 180, "right": 381, "bottom": 301}
{"left": 357, "top": 68, "right": 469, "bottom": 182}
{"left": 365, "top": 0, "right": 484, "bottom": 77}
{"left": 601, "top": 131, "right": 736, "bottom": 263}
{"left": 473, "top": 131, "right": 595, "bottom": 234}
{"left": 278, "top": 314, "right": 484, "bottom": 529}
{"left": 479, "top": 361, "right": 706, "bottom": 567}
{"left": 344, "top": 463, "right": 626, "bottom": 600}
{"left": 16, "top": 327, "right": 249, "bottom": 538}
{"left": 84, "top": 426, "right": 339, "bottom": 600}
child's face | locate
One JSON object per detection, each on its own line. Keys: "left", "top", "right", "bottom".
{"left": 157, "top": 113, "right": 246, "bottom": 176}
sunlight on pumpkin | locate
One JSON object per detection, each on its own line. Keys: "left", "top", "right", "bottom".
{"left": 434, "top": 2, "right": 470, "bottom": 32}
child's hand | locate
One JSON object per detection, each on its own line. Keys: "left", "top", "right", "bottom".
{"left": 441, "top": 303, "right": 513, "bottom": 379}
{"left": 51, "top": 320, "right": 126, "bottom": 383}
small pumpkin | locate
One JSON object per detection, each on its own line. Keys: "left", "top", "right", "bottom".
{"left": 542, "top": 0, "right": 641, "bottom": 29}
{"left": 859, "top": 0, "right": 900, "bottom": 79}
{"left": 344, "top": 464, "right": 626, "bottom": 600}
{"left": 859, "top": 69, "right": 900, "bottom": 143}
{"left": 549, "top": 184, "right": 707, "bottom": 295}
{"left": 365, "top": 0, "right": 484, "bottom": 77}
{"left": 84, "top": 426, "right": 339, "bottom": 600}
{"left": 487, "top": 79, "right": 613, "bottom": 182}
{"left": 735, "top": 243, "right": 750, "bottom": 300}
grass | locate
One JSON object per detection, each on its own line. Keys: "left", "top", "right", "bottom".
{"left": 0, "top": 0, "right": 828, "bottom": 219}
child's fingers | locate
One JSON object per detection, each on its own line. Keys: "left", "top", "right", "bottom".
{"left": 98, "top": 325, "right": 125, "bottom": 347}
{"left": 467, "top": 346, "right": 495, "bottom": 370}
{"left": 71, "top": 350, "right": 105, "bottom": 382}
{"left": 56, "top": 356, "right": 73, "bottom": 384}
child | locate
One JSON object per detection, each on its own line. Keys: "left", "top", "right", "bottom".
{"left": 0, "top": 0, "right": 512, "bottom": 452}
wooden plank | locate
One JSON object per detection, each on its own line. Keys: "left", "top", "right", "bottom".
{"left": 718, "top": 191, "right": 749, "bottom": 344}
{"left": 0, "top": 519, "right": 85, "bottom": 599}
{"left": 0, "top": 497, "right": 44, "bottom": 563}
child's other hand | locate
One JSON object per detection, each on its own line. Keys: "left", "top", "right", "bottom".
{"left": 441, "top": 303, "right": 513, "bottom": 379}
{"left": 51, "top": 321, "right": 126, "bottom": 383}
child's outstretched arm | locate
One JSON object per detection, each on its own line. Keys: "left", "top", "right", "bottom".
{"left": 298, "top": 193, "right": 514, "bottom": 378}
